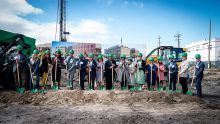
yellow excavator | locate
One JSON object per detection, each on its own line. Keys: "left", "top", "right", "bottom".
{"left": 145, "top": 46, "right": 187, "bottom": 65}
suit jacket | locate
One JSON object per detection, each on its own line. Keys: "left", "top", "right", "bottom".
{"left": 167, "top": 61, "right": 178, "bottom": 75}
{"left": 13, "top": 53, "right": 27, "bottom": 73}
{"left": 179, "top": 60, "right": 189, "bottom": 78}
{"left": 195, "top": 61, "right": 205, "bottom": 77}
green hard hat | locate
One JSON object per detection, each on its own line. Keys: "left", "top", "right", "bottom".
{"left": 33, "top": 49, "right": 39, "bottom": 54}
{"left": 44, "top": 50, "right": 50, "bottom": 54}
{"left": 130, "top": 53, "right": 135, "bottom": 58}
{"left": 169, "top": 54, "right": 174, "bottom": 59}
{"left": 137, "top": 53, "right": 143, "bottom": 57}
{"left": 56, "top": 49, "right": 61, "bottom": 54}
{"left": 195, "top": 54, "right": 201, "bottom": 59}
{"left": 158, "top": 56, "right": 163, "bottom": 61}
{"left": 148, "top": 57, "right": 154, "bottom": 62}
{"left": 128, "top": 57, "right": 133, "bottom": 62}
{"left": 88, "top": 53, "right": 94, "bottom": 58}
{"left": 182, "top": 52, "right": 187, "bottom": 57}
{"left": 121, "top": 54, "right": 126, "bottom": 58}
{"left": 108, "top": 53, "right": 113, "bottom": 57}
{"left": 98, "top": 54, "right": 103, "bottom": 59}
{"left": 16, "top": 45, "right": 23, "bottom": 50}
{"left": 69, "top": 50, "right": 74, "bottom": 54}
{"left": 79, "top": 53, "right": 84, "bottom": 58}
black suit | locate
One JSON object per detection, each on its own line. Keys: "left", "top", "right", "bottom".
{"left": 105, "top": 59, "right": 117, "bottom": 90}
{"left": 195, "top": 61, "right": 205, "bottom": 98}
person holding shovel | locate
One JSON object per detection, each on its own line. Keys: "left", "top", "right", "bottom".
{"left": 127, "top": 57, "right": 136, "bottom": 90}
{"left": 96, "top": 54, "right": 105, "bottom": 90}
{"left": 135, "top": 53, "right": 146, "bottom": 90}
{"left": 13, "top": 45, "right": 27, "bottom": 93}
{"left": 155, "top": 56, "right": 166, "bottom": 90}
{"left": 87, "top": 53, "right": 97, "bottom": 90}
{"left": 117, "top": 54, "right": 130, "bottom": 90}
{"left": 145, "top": 57, "right": 158, "bottom": 91}
{"left": 167, "top": 55, "right": 178, "bottom": 91}
{"left": 194, "top": 54, "right": 205, "bottom": 98}
{"left": 104, "top": 53, "right": 117, "bottom": 90}
{"left": 179, "top": 52, "right": 189, "bottom": 94}
{"left": 29, "top": 49, "right": 41, "bottom": 92}
{"left": 64, "top": 50, "right": 77, "bottom": 90}
{"left": 77, "top": 53, "right": 88, "bottom": 90}
{"left": 40, "top": 50, "right": 52, "bottom": 90}
{"left": 52, "top": 49, "right": 62, "bottom": 90}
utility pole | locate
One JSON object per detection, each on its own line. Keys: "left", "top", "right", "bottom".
{"left": 174, "top": 32, "right": 182, "bottom": 48}
{"left": 208, "top": 20, "right": 212, "bottom": 68}
{"left": 157, "top": 35, "right": 161, "bottom": 47}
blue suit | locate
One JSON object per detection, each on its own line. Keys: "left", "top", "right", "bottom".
{"left": 77, "top": 59, "right": 88, "bottom": 90}
{"left": 145, "top": 64, "right": 158, "bottom": 89}
{"left": 88, "top": 59, "right": 97, "bottom": 90}
{"left": 195, "top": 61, "right": 205, "bottom": 98}
{"left": 167, "top": 61, "right": 178, "bottom": 91}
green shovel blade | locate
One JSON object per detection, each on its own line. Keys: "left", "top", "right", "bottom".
{"left": 31, "top": 89, "right": 38, "bottom": 93}
{"left": 19, "top": 87, "right": 25, "bottom": 94}
{"left": 186, "top": 91, "right": 193, "bottom": 96}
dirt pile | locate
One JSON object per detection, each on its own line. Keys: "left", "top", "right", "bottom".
{"left": 0, "top": 90, "right": 202, "bottom": 106}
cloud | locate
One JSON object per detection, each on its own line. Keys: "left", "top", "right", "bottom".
{"left": 0, "top": 0, "right": 111, "bottom": 45}
{"left": 0, "top": 0, "right": 43, "bottom": 16}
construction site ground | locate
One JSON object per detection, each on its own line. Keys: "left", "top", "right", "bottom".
{"left": 0, "top": 69, "right": 219, "bottom": 124}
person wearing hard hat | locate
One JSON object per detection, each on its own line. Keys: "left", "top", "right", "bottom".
{"left": 87, "top": 53, "right": 97, "bottom": 90}
{"left": 179, "top": 52, "right": 189, "bottom": 94}
{"left": 155, "top": 56, "right": 166, "bottom": 90}
{"left": 29, "top": 49, "right": 41, "bottom": 92}
{"left": 104, "top": 53, "right": 117, "bottom": 90}
{"left": 13, "top": 45, "right": 27, "bottom": 93}
{"left": 194, "top": 54, "right": 205, "bottom": 98}
{"left": 77, "top": 53, "right": 88, "bottom": 90}
{"left": 167, "top": 54, "right": 178, "bottom": 91}
{"left": 127, "top": 57, "right": 136, "bottom": 90}
{"left": 64, "top": 50, "right": 77, "bottom": 90}
{"left": 135, "top": 53, "right": 146, "bottom": 90}
{"left": 117, "top": 54, "right": 130, "bottom": 90}
{"left": 40, "top": 50, "right": 52, "bottom": 90}
{"left": 145, "top": 57, "right": 158, "bottom": 91}
{"left": 52, "top": 49, "right": 62, "bottom": 90}
{"left": 96, "top": 54, "right": 105, "bottom": 90}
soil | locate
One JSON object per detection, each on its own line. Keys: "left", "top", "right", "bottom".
{"left": 0, "top": 69, "right": 220, "bottom": 124}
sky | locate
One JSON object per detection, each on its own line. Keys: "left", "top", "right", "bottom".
{"left": 0, "top": 0, "right": 220, "bottom": 54}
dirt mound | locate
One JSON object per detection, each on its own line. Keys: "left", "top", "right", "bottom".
{"left": 0, "top": 90, "right": 201, "bottom": 106}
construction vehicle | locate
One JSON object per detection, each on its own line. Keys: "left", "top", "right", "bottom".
{"left": 0, "top": 29, "right": 36, "bottom": 89}
{"left": 145, "top": 46, "right": 187, "bottom": 65}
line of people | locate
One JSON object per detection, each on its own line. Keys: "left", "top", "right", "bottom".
{"left": 13, "top": 45, "right": 204, "bottom": 98}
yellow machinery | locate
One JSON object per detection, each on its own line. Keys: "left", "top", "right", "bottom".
{"left": 145, "top": 46, "right": 187, "bottom": 65}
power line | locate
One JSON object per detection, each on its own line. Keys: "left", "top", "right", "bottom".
{"left": 174, "top": 32, "right": 182, "bottom": 48}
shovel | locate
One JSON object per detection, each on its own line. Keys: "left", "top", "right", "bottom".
{"left": 111, "top": 64, "right": 114, "bottom": 90}
{"left": 28, "top": 64, "right": 38, "bottom": 93}
{"left": 176, "top": 66, "right": 182, "bottom": 93}
{"left": 157, "top": 63, "right": 162, "bottom": 91}
{"left": 16, "top": 63, "right": 25, "bottom": 93}
{"left": 66, "top": 65, "right": 71, "bottom": 88}
{"left": 186, "top": 67, "right": 195, "bottom": 96}
{"left": 88, "top": 65, "right": 91, "bottom": 90}
{"left": 53, "top": 59, "right": 58, "bottom": 90}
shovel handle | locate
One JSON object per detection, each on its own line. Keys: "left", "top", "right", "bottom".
{"left": 191, "top": 67, "right": 196, "bottom": 87}
{"left": 16, "top": 63, "right": 20, "bottom": 87}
